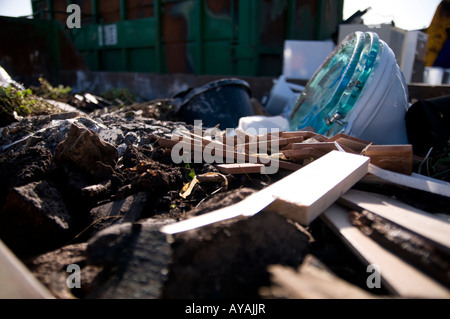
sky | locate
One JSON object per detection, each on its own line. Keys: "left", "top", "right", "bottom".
{"left": 343, "top": 0, "right": 441, "bottom": 31}
{"left": 0, "top": 0, "right": 33, "bottom": 18}
{"left": 0, "top": 0, "right": 443, "bottom": 31}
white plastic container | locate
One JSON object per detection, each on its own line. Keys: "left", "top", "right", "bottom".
{"left": 423, "top": 67, "right": 444, "bottom": 85}
{"left": 287, "top": 32, "right": 410, "bottom": 145}
{"left": 344, "top": 42, "right": 409, "bottom": 144}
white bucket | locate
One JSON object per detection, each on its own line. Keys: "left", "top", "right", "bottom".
{"left": 287, "top": 32, "right": 409, "bottom": 145}
{"left": 343, "top": 40, "right": 409, "bottom": 144}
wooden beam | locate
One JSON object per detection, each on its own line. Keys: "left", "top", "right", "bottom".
{"left": 161, "top": 151, "right": 369, "bottom": 233}
{"left": 349, "top": 209, "right": 450, "bottom": 288}
{"left": 321, "top": 204, "right": 450, "bottom": 298}
{"left": 263, "top": 151, "right": 369, "bottom": 225}
{"left": 339, "top": 189, "right": 450, "bottom": 250}
{"left": 367, "top": 164, "right": 450, "bottom": 197}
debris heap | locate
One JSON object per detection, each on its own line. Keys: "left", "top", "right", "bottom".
{"left": 0, "top": 87, "right": 449, "bottom": 300}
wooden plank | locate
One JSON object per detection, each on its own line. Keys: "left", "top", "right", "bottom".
{"left": 349, "top": 209, "right": 450, "bottom": 288}
{"left": 333, "top": 141, "right": 359, "bottom": 154}
{"left": 280, "top": 143, "right": 295, "bottom": 151}
{"left": 328, "top": 133, "right": 372, "bottom": 145}
{"left": 322, "top": 204, "right": 450, "bottom": 298}
{"left": 156, "top": 136, "right": 182, "bottom": 148}
{"left": 328, "top": 133, "right": 372, "bottom": 153}
{"left": 264, "top": 151, "right": 370, "bottom": 225}
{"left": 236, "top": 136, "right": 305, "bottom": 154}
{"left": 161, "top": 151, "right": 369, "bottom": 234}
{"left": 334, "top": 138, "right": 370, "bottom": 153}
{"left": 216, "top": 163, "right": 265, "bottom": 175}
{"left": 363, "top": 144, "right": 413, "bottom": 175}
{"left": 281, "top": 148, "right": 327, "bottom": 161}
{"left": 281, "top": 131, "right": 329, "bottom": 142}
{"left": 273, "top": 159, "right": 303, "bottom": 171}
{"left": 280, "top": 131, "right": 318, "bottom": 139}
{"left": 0, "top": 240, "right": 54, "bottom": 299}
{"left": 340, "top": 189, "right": 450, "bottom": 249}
{"left": 292, "top": 142, "right": 339, "bottom": 152}
{"left": 367, "top": 163, "right": 450, "bottom": 197}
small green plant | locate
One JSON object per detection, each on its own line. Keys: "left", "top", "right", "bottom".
{"left": 418, "top": 141, "right": 450, "bottom": 182}
{"left": 32, "top": 77, "right": 72, "bottom": 102}
{"left": 0, "top": 85, "right": 33, "bottom": 115}
{"left": 0, "top": 84, "right": 61, "bottom": 126}
{"left": 185, "top": 163, "right": 196, "bottom": 180}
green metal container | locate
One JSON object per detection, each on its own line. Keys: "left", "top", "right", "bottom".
{"left": 31, "top": 0, "right": 344, "bottom": 77}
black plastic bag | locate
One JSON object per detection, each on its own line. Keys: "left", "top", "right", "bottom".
{"left": 405, "top": 95, "right": 450, "bottom": 156}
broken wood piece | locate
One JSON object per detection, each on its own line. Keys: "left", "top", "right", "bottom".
{"left": 281, "top": 148, "right": 327, "bottom": 161}
{"left": 234, "top": 129, "right": 283, "bottom": 145}
{"left": 157, "top": 136, "right": 302, "bottom": 172}
{"left": 0, "top": 239, "right": 54, "bottom": 299}
{"left": 262, "top": 254, "right": 380, "bottom": 299}
{"left": 321, "top": 204, "right": 450, "bottom": 298}
{"left": 188, "top": 132, "right": 217, "bottom": 147}
{"left": 272, "top": 159, "right": 303, "bottom": 171}
{"left": 280, "top": 143, "right": 294, "bottom": 151}
{"left": 281, "top": 131, "right": 328, "bottom": 142}
{"left": 264, "top": 151, "right": 370, "bottom": 225}
{"left": 179, "top": 176, "right": 199, "bottom": 199}
{"left": 235, "top": 136, "right": 305, "bottom": 154}
{"left": 339, "top": 189, "right": 450, "bottom": 250}
{"left": 363, "top": 144, "right": 413, "bottom": 175}
{"left": 328, "top": 133, "right": 372, "bottom": 153}
{"left": 280, "top": 131, "right": 316, "bottom": 138}
{"left": 156, "top": 136, "right": 182, "bottom": 148}
{"left": 292, "top": 142, "right": 339, "bottom": 152}
{"left": 333, "top": 141, "right": 359, "bottom": 154}
{"left": 335, "top": 137, "right": 370, "bottom": 153}
{"left": 367, "top": 163, "right": 450, "bottom": 198}
{"left": 349, "top": 209, "right": 450, "bottom": 288}
{"left": 328, "top": 133, "right": 372, "bottom": 145}
{"left": 216, "top": 163, "right": 265, "bottom": 175}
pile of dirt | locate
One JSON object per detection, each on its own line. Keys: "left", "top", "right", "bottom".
{"left": 0, "top": 96, "right": 387, "bottom": 299}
